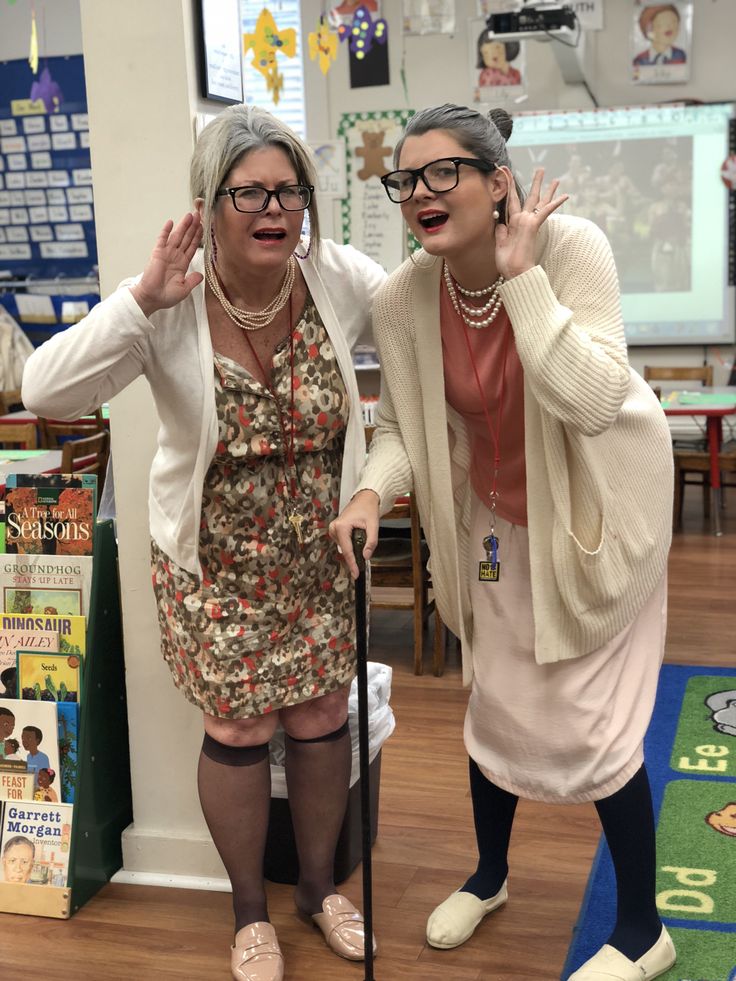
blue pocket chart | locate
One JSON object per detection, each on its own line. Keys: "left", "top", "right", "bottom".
{"left": 0, "top": 55, "right": 97, "bottom": 279}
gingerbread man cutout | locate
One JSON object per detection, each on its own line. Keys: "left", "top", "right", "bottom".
{"left": 355, "top": 131, "right": 392, "bottom": 180}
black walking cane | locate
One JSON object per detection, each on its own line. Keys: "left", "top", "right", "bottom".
{"left": 351, "top": 527, "right": 376, "bottom": 981}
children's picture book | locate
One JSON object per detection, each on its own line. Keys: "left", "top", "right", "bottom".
{"left": 57, "top": 702, "right": 78, "bottom": 804}
{"left": 0, "top": 614, "right": 86, "bottom": 659}
{"left": 4, "top": 473, "right": 98, "bottom": 556}
{"left": 17, "top": 651, "right": 81, "bottom": 703}
{"left": 0, "top": 554, "right": 93, "bottom": 617}
{"left": 0, "top": 768, "right": 35, "bottom": 803}
{"left": 0, "top": 799, "right": 73, "bottom": 886}
{"left": 0, "top": 627, "right": 59, "bottom": 698}
{"left": 0, "top": 700, "right": 59, "bottom": 783}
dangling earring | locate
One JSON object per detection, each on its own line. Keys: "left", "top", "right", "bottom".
{"left": 492, "top": 208, "right": 500, "bottom": 221}
{"left": 294, "top": 236, "right": 312, "bottom": 260}
{"left": 210, "top": 227, "right": 218, "bottom": 264}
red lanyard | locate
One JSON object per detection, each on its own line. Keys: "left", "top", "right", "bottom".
{"left": 458, "top": 310, "right": 512, "bottom": 510}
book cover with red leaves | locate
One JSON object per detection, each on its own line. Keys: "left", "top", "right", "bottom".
{"left": 4, "top": 474, "right": 97, "bottom": 556}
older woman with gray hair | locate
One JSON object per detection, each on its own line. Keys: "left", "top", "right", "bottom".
{"left": 331, "top": 103, "right": 676, "bottom": 981}
{"left": 22, "top": 104, "right": 385, "bottom": 981}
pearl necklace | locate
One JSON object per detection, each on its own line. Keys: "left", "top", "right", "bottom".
{"left": 205, "top": 255, "right": 296, "bottom": 332}
{"left": 443, "top": 261, "right": 505, "bottom": 329}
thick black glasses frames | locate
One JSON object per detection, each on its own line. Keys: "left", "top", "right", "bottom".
{"left": 380, "top": 157, "right": 495, "bottom": 203}
{"left": 216, "top": 184, "right": 314, "bottom": 213}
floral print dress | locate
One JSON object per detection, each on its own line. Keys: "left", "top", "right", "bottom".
{"left": 151, "top": 296, "right": 356, "bottom": 718}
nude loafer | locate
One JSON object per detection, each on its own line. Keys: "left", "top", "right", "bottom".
{"left": 426, "top": 880, "right": 508, "bottom": 949}
{"left": 231, "top": 921, "right": 284, "bottom": 981}
{"left": 567, "top": 927, "right": 676, "bottom": 980}
{"left": 311, "top": 893, "right": 377, "bottom": 961}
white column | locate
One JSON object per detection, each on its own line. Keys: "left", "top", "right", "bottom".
{"left": 79, "top": 0, "right": 227, "bottom": 879}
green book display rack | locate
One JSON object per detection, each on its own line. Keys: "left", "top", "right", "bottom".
{"left": 0, "top": 519, "right": 133, "bottom": 918}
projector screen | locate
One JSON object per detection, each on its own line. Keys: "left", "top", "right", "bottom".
{"left": 507, "top": 102, "right": 735, "bottom": 347}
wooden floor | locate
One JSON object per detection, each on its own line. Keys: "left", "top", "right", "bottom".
{"left": 1, "top": 496, "right": 734, "bottom": 981}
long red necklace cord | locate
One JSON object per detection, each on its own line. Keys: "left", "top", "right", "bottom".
{"left": 457, "top": 296, "right": 512, "bottom": 581}
{"left": 241, "top": 294, "right": 305, "bottom": 545}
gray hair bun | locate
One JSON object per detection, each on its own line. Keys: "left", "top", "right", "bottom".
{"left": 488, "top": 108, "right": 513, "bottom": 143}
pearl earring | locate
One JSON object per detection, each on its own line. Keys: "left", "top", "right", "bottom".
{"left": 492, "top": 208, "right": 500, "bottom": 221}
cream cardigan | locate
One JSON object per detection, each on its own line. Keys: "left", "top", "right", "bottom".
{"left": 22, "top": 241, "right": 386, "bottom": 575}
{"left": 355, "top": 215, "right": 673, "bottom": 684}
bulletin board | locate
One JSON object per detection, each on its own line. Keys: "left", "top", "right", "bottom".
{"left": 0, "top": 55, "right": 97, "bottom": 280}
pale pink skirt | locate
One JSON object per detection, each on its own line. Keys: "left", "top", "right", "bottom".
{"left": 463, "top": 495, "right": 667, "bottom": 804}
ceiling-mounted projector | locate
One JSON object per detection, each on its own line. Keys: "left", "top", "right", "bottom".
{"left": 486, "top": 3, "right": 577, "bottom": 42}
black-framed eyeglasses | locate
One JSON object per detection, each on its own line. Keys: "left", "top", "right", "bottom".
{"left": 216, "top": 183, "right": 314, "bottom": 213}
{"left": 380, "top": 157, "right": 495, "bottom": 203}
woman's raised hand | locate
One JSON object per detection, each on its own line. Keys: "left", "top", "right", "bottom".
{"left": 130, "top": 212, "right": 204, "bottom": 318}
{"left": 494, "top": 167, "right": 569, "bottom": 281}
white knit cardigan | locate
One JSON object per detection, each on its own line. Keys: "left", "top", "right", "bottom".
{"left": 355, "top": 215, "right": 673, "bottom": 685}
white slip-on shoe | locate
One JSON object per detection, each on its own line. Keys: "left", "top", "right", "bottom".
{"left": 567, "top": 927, "right": 676, "bottom": 980}
{"left": 426, "top": 880, "right": 508, "bottom": 950}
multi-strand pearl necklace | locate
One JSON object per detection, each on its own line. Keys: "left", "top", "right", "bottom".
{"left": 443, "top": 261, "right": 505, "bottom": 329}
{"left": 205, "top": 255, "right": 296, "bottom": 332}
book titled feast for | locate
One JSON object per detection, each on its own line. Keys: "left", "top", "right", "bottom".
{"left": 4, "top": 474, "right": 98, "bottom": 556}
{"left": 0, "top": 770, "right": 35, "bottom": 803}
{"left": 0, "top": 554, "right": 93, "bottom": 617}
{"left": 0, "top": 800, "right": 73, "bottom": 886}
{"left": 17, "top": 652, "right": 81, "bottom": 703}
{"left": 0, "top": 614, "right": 86, "bottom": 659}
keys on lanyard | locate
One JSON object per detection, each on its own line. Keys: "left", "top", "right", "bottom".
{"left": 479, "top": 494, "right": 500, "bottom": 582}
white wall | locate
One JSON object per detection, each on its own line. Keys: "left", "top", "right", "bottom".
{"left": 3, "top": 0, "right": 735, "bottom": 882}
{"left": 0, "top": 0, "right": 82, "bottom": 61}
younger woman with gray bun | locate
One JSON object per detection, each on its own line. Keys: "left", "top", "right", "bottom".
{"left": 331, "top": 103, "right": 676, "bottom": 980}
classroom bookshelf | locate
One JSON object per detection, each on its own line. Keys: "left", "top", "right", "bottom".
{"left": 0, "top": 519, "right": 133, "bottom": 918}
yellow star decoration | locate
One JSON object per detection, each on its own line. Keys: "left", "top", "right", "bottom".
{"left": 308, "top": 17, "right": 338, "bottom": 75}
{"left": 243, "top": 8, "right": 297, "bottom": 105}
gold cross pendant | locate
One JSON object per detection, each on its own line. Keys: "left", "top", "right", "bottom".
{"left": 287, "top": 510, "right": 305, "bottom": 545}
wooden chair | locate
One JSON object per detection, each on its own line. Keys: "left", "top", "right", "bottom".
{"left": 643, "top": 365, "right": 713, "bottom": 387}
{"left": 0, "top": 389, "right": 23, "bottom": 416}
{"left": 60, "top": 429, "right": 110, "bottom": 495}
{"left": 0, "top": 422, "right": 38, "bottom": 449}
{"left": 644, "top": 365, "right": 713, "bottom": 446}
{"left": 369, "top": 491, "right": 445, "bottom": 676}
{"left": 673, "top": 442, "right": 736, "bottom": 530}
{"left": 38, "top": 408, "right": 105, "bottom": 449}
{"left": 644, "top": 366, "right": 718, "bottom": 525}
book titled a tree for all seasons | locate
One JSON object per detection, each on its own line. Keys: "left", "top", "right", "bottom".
{"left": 4, "top": 474, "right": 98, "bottom": 556}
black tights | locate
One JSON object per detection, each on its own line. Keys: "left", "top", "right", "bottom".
{"left": 197, "top": 721, "right": 351, "bottom": 934}
{"left": 462, "top": 759, "right": 662, "bottom": 961}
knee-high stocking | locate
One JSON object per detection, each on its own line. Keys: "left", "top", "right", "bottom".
{"left": 594, "top": 764, "right": 662, "bottom": 960}
{"left": 461, "top": 758, "right": 519, "bottom": 900}
{"left": 197, "top": 733, "right": 271, "bottom": 933}
{"left": 284, "top": 720, "right": 352, "bottom": 915}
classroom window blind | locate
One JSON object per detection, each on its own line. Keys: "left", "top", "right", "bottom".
{"left": 240, "top": 0, "right": 306, "bottom": 139}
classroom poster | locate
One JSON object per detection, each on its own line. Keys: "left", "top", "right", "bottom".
{"left": 631, "top": 1, "right": 693, "bottom": 85}
{"left": 402, "top": 0, "right": 456, "bottom": 36}
{"left": 338, "top": 110, "right": 414, "bottom": 272}
{"left": 470, "top": 19, "right": 526, "bottom": 105}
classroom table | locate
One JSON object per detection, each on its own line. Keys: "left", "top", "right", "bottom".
{"left": 0, "top": 404, "right": 110, "bottom": 428}
{"left": 661, "top": 387, "right": 736, "bottom": 536}
{"left": 0, "top": 449, "right": 63, "bottom": 488}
